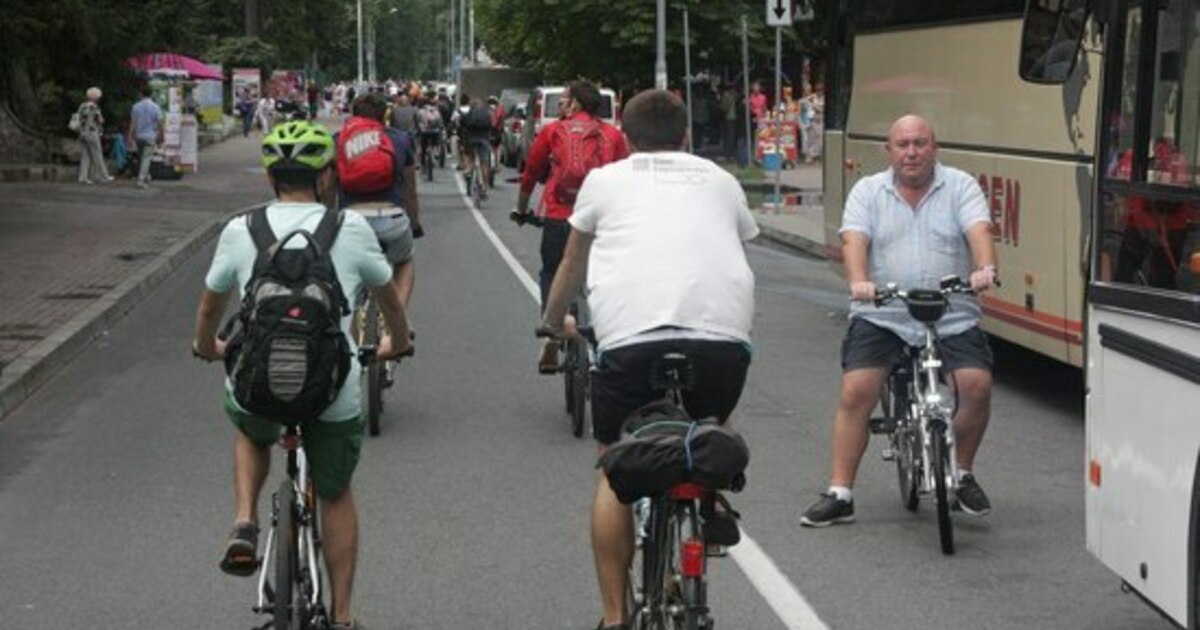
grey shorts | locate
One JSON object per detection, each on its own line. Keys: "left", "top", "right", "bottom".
{"left": 841, "top": 318, "right": 993, "bottom": 372}
{"left": 349, "top": 206, "right": 414, "bottom": 265}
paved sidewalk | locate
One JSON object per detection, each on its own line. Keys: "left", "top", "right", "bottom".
{"left": 0, "top": 127, "right": 274, "bottom": 419}
{"left": 742, "top": 162, "right": 830, "bottom": 259}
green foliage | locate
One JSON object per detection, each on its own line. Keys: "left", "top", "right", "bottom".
{"left": 474, "top": 0, "right": 831, "bottom": 91}
{"left": 207, "top": 37, "right": 278, "bottom": 71}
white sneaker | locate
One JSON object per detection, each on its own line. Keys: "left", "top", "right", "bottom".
{"left": 136, "top": 180, "right": 148, "bottom": 189}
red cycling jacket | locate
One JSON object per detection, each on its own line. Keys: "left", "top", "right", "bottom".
{"left": 520, "top": 112, "right": 629, "bottom": 221}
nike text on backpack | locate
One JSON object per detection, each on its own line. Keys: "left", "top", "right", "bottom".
{"left": 552, "top": 119, "right": 610, "bottom": 205}
{"left": 337, "top": 117, "right": 396, "bottom": 194}
{"left": 223, "top": 207, "right": 352, "bottom": 422}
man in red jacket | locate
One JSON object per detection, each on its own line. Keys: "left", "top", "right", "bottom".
{"left": 515, "top": 80, "right": 629, "bottom": 372}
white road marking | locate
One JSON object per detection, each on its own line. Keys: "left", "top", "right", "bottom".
{"left": 457, "top": 163, "right": 829, "bottom": 630}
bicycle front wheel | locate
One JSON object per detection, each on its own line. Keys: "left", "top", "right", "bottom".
{"left": 363, "top": 300, "right": 384, "bottom": 437}
{"left": 274, "top": 481, "right": 298, "bottom": 630}
{"left": 930, "top": 422, "right": 955, "bottom": 555}
{"left": 570, "top": 340, "right": 589, "bottom": 438}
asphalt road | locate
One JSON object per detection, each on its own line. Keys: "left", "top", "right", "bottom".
{"left": 0, "top": 151, "right": 1180, "bottom": 630}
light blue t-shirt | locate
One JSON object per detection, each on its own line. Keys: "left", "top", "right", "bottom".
{"left": 205, "top": 202, "right": 392, "bottom": 421}
{"left": 839, "top": 163, "right": 991, "bottom": 345}
{"left": 131, "top": 98, "right": 162, "bottom": 142}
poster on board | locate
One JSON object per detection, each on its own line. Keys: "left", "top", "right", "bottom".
{"left": 232, "top": 68, "right": 261, "bottom": 101}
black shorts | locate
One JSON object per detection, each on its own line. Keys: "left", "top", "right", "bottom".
{"left": 840, "top": 318, "right": 993, "bottom": 372}
{"left": 591, "top": 338, "right": 751, "bottom": 445}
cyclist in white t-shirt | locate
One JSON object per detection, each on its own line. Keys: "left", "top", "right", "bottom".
{"left": 539, "top": 89, "right": 758, "bottom": 630}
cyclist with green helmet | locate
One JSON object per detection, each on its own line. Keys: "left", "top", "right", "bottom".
{"left": 191, "top": 120, "right": 411, "bottom": 630}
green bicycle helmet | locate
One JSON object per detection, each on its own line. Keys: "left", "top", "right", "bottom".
{"left": 261, "top": 121, "right": 335, "bottom": 172}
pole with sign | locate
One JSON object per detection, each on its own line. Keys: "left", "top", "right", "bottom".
{"left": 767, "top": 0, "right": 790, "bottom": 209}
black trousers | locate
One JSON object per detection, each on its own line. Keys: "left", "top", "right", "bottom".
{"left": 539, "top": 219, "right": 571, "bottom": 311}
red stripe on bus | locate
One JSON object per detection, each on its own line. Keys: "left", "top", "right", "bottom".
{"left": 980, "top": 295, "right": 1084, "bottom": 333}
{"left": 982, "top": 304, "right": 1084, "bottom": 345}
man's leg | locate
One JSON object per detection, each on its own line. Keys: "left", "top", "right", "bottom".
{"left": 538, "top": 221, "right": 570, "bottom": 371}
{"left": 593, "top": 447, "right": 633, "bottom": 627}
{"left": 233, "top": 431, "right": 271, "bottom": 524}
{"left": 78, "top": 138, "right": 91, "bottom": 183}
{"left": 391, "top": 260, "right": 415, "bottom": 309}
{"left": 137, "top": 141, "right": 153, "bottom": 184}
{"left": 322, "top": 487, "right": 358, "bottom": 625}
{"left": 828, "top": 367, "right": 888, "bottom": 487}
{"left": 951, "top": 367, "right": 992, "bottom": 472}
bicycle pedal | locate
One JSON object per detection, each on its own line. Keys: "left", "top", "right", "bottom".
{"left": 881, "top": 448, "right": 896, "bottom": 461}
{"left": 869, "top": 417, "right": 895, "bottom": 434}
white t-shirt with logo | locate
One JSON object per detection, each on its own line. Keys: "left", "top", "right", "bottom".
{"left": 568, "top": 151, "right": 759, "bottom": 350}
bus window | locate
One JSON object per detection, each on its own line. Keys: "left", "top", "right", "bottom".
{"left": 1103, "top": 4, "right": 1143, "bottom": 182}
{"left": 1147, "top": 0, "right": 1200, "bottom": 187}
{"left": 1100, "top": 192, "right": 1200, "bottom": 292}
{"left": 1019, "top": 0, "right": 1088, "bottom": 83}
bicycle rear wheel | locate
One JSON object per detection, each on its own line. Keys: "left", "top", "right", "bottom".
{"left": 884, "top": 377, "right": 919, "bottom": 511}
{"left": 363, "top": 300, "right": 384, "bottom": 437}
{"left": 676, "top": 502, "right": 709, "bottom": 630}
{"left": 274, "top": 481, "right": 298, "bottom": 630}
{"left": 930, "top": 422, "right": 955, "bottom": 555}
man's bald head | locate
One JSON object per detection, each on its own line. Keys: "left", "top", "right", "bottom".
{"left": 885, "top": 114, "right": 938, "bottom": 190}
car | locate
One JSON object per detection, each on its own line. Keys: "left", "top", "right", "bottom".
{"left": 516, "top": 86, "right": 620, "bottom": 172}
{"left": 500, "top": 102, "right": 528, "bottom": 169}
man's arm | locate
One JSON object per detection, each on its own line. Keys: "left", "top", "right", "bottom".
{"left": 965, "top": 222, "right": 999, "bottom": 291}
{"left": 402, "top": 164, "right": 420, "bottom": 232}
{"left": 373, "top": 282, "right": 412, "bottom": 359}
{"left": 517, "top": 126, "right": 554, "bottom": 215}
{"left": 841, "top": 230, "right": 875, "bottom": 300}
{"left": 541, "top": 229, "right": 594, "bottom": 329}
{"left": 193, "top": 288, "right": 232, "bottom": 359}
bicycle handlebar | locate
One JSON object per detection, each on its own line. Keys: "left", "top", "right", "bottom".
{"left": 871, "top": 275, "right": 1001, "bottom": 307}
{"left": 357, "top": 331, "right": 416, "bottom": 366}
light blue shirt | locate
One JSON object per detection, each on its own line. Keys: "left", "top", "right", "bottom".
{"left": 839, "top": 163, "right": 991, "bottom": 345}
{"left": 130, "top": 98, "right": 162, "bottom": 142}
{"left": 205, "top": 203, "right": 393, "bottom": 421}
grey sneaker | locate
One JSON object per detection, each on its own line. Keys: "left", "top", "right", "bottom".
{"left": 800, "top": 492, "right": 855, "bottom": 527}
{"left": 330, "top": 621, "right": 366, "bottom": 630}
{"left": 955, "top": 474, "right": 992, "bottom": 516}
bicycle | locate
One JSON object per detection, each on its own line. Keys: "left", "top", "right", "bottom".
{"left": 353, "top": 287, "right": 416, "bottom": 438}
{"left": 626, "top": 353, "right": 729, "bottom": 630}
{"left": 868, "top": 274, "right": 994, "bottom": 555}
{"left": 251, "top": 421, "right": 328, "bottom": 630}
{"left": 514, "top": 210, "right": 590, "bottom": 438}
{"left": 354, "top": 290, "right": 388, "bottom": 436}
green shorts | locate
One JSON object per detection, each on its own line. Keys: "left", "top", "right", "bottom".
{"left": 224, "top": 393, "right": 364, "bottom": 500}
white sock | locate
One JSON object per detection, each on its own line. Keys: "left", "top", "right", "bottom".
{"left": 828, "top": 485, "right": 853, "bottom": 503}
{"left": 956, "top": 468, "right": 971, "bottom": 482}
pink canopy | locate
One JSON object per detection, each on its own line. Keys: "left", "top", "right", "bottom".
{"left": 126, "top": 52, "right": 223, "bottom": 81}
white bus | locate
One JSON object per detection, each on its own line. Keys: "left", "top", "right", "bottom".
{"left": 823, "top": 0, "right": 1099, "bottom": 366}
{"left": 826, "top": 0, "right": 1200, "bottom": 625}
{"left": 1026, "top": 0, "right": 1200, "bottom": 626}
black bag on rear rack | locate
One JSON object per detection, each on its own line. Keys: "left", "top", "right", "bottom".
{"left": 222, "top": 207, "right": 352, "bottom": 424}
{"left": 598, "top": 400, "right": 750, "bottom": 504}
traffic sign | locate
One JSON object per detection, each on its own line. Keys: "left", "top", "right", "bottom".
{"left": 766, "top": 0, "right": 791, "bottom": 27}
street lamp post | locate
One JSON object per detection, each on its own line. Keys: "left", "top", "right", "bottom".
{"left": 655, "top": 0, "right": 667, "bottom": 89}
{"left": 683, "top": 8, "right": 692, "bottom": 153}
{"left": 356, "top": 0, "right": 364, "bottom": 84}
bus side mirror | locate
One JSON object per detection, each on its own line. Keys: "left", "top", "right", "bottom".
{"left": 1019, "top": 0, "right": 1089, "bottom": 84}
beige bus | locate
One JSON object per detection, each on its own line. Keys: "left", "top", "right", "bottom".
{"left": 822, "top": 0, "right": 1100, "bottom": 366}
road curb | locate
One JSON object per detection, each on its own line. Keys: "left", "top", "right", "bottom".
{"left": 0, "top": 205, "right": 253, "bottom": 420}
{"left": 753, "top": 222, "right": 828, "bottom": 259}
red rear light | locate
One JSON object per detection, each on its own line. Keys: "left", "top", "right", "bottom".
{"left": 511, "top": 120, "right": 522, "bottom": 133}
{"left": 681, "top": 538, "right": 705, "bottom": 577}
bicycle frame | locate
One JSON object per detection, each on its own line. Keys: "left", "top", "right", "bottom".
{"left": 907, "top": 325, "right": 959, "bottom": 496}
{"left": 254, "top": 427, "right": 326, "bottom": 626}
{"left": 630, "top": 482, "right": 710, "bottom": 629}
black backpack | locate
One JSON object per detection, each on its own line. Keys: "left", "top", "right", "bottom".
{"left": 598, "top": 400, "right": 750, "bottom": 504}
{"left": 223, "top": 207, "right": 352, "bottom": 423}
{"left": 463, "top": 105, "right": 493, "bottom": 132}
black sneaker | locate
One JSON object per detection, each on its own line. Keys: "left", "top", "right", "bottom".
{"left": 955, "top": 474, "right": 992, "bottom": 516}
{"left": 800, "top": 492, "right": 855, "bottom": 527}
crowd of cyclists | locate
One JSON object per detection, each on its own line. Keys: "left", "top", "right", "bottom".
{"left": 191, "top": 69, "right": 1001, "bottom": 628}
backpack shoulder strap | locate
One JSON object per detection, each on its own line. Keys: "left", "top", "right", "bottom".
{"left": 247, "top": 206, "right": 276, "bottom": 253}
{"left": 312, "top": 208, "right": 344, "bottom": 257}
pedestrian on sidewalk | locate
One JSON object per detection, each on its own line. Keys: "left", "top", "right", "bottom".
{"left": 255, "top": 94, "right": 275, "bottom": 133}
{"left": 802, "top": 81, "right": 825, "bottom": 163}
{"left": 75, "top": 87, "right": 113, "bottom": 185}
{"left": 236, "top": 89, "right": 255, "bottom": 137}
{"left": 127, "top": 85, "right": 162, "bottom": 189}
